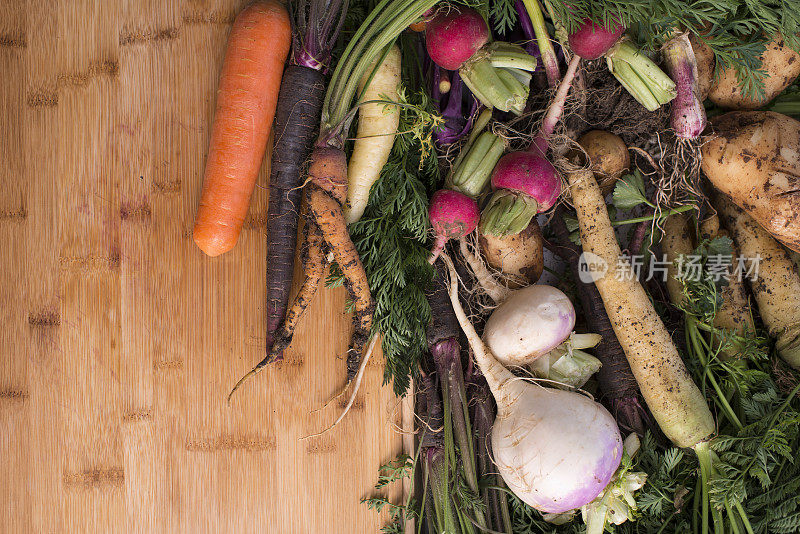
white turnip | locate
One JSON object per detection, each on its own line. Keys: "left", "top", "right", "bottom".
{"left": 483, "top": 284, "right": 576, "bottom": 367}
{"left": 441, "top": 256, "right": 623, "bottom": 514}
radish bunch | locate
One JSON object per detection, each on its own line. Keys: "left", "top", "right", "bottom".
{"left": 566, "top": 17, "right": 676, "bottom": 112}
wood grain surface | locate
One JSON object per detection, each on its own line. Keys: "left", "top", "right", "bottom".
{"left": 0, "top": 1, "right": 405, "bottom": 532}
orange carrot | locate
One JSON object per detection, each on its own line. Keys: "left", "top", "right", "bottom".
{"left": 193, "top": 1, "right": 291, "bottom": 257}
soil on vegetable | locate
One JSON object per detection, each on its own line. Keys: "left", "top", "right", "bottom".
{"left": 565, "top": 60, "right": 670, "bottom": 147}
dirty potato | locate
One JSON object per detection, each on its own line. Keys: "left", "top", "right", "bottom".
{"left": 479, "top": 220, "right": 544, "bottom": 287}
{"left": 701, "top": 111, "right": 800, "bottom": 252}
{"left": 709, "top": 34, "right": 800, "bottom": 109}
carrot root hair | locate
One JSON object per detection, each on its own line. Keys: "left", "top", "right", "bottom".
{"left": 307, "top": 184, "right": 375, "bottom": 381}
{"left": 227, "top": 219, "right": 327, "bottom": 402}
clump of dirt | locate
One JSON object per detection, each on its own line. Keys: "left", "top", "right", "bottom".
{"left": 565, "top": 60, "right": 670, "bottom": 147}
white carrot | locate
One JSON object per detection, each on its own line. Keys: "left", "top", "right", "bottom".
{"left": 566, "top": 166, "right": 715, "bottom": 449}
{"left": 344, "top": 45, "right": 401, "bottom": 224}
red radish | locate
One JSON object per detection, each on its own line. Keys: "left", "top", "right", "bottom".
{"left": 428, "top": 189, "right": 480, "bottom": 263}
{"left": 425, "top": 8, "right": 489, "bottom": 70}
{"left": 568, "top": 18, "right": 625, "bottom": 60}
{"left": 564, "top": 16, "right": 675, "bottom": 112}
{"left": 424, "top": 7, "right": 537, "bottom": 114}
{"left": 492, "top": 151, "right": 560, "bottom": 210}
{"left": 479, "top": 148, "right": 561, "bottom": 236}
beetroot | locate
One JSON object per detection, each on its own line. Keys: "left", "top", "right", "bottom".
{"left": 425, "top": 8, "right": 489, "bottom": 70}
{"left": 428, "top": 189, "right": 480, "bottom": 263}
{"left": 568, "top": 18, "right": 625, "bottom": 60}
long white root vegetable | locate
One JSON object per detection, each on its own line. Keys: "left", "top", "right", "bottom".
{"left": 714, "top": 193, "right": 800, "bottom": 369}
{"left": 567, "top": 166, "right": 714, "bottom": 448}
{"left": 343, "top": 45, "right": 401, "bottom": 224}
{"left": 698, "top": 215, "right": 755, "bottom": 360}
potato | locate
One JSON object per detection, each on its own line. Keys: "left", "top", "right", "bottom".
{"left": 709, "top": 34, "right": 800, "bottom": 109}
{"left": 701, "top": 111, "right": 800, "bottom": 252}
{"left": 479, "top": 220, "right": 544, "bottom": 287}
{"left": 688, "top": 32, "right": 714, "bottom": 101}
{"left": 577, "top": 130, "right": 630, "bottom": 195}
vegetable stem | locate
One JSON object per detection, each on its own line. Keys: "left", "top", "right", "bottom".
{"left": 687, "top": 317, "right": 743, "bottom": 431}
{"left": 519, "top": 0, "right": 560, "bottom": 86}
{"left": 606, "top": 40, "right": 677, "bottom": 111}
{"left": 612, "top": 204, "right": 695, "bottom": 227}
{"left": 449, "top": 132, "right": 506, "bottom": 198}
{"left": 480, "top": 190, "right": 539, "bottom": 236}
{"left": 447, "top": 109, "right": 493, "bottom": 175}
{"left": 694, "top": 441, "right": 713, "bottom": 534}
{"left": 323, "top": 0, "right": 437, "bottom": 138}
{"left": 537, "top": 53, "right": 581, "bottom": 148}
{"left": 432, "top": 338, "right": 487, "bottom": 528}
{"left": 461, "top": 57, "right": 524, "bottom": 113}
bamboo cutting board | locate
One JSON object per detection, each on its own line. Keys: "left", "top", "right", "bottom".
{"left": 0, "top": 1, "right": 405, "bottom": 532}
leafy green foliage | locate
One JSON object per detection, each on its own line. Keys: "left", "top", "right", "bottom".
{"left": 767, "top": 77, "right": 800, "bottom": 117}
{"left": 708, "top": 380, "right": 800, "bottom": 508}
{"left": 347, "top": 147, "right": 437, "bottom": 394}
{"left": 546, "top": 0, "right": 800, "bottom": 99}
{"left": 612, "top": 171, "right": 650, "bottom": 211}
{"left": 672, "top": 237, "right": 800, "bottom": 532}
{"left": 328, "top": 29, "right": 441, "bottom": 394}
{"left": 509, "top": 494, "right": 583, "bottom": 534}
{"left": 489, "top": 0, "right": 519, "bottom": 34}
{"left": 361, "top": 455, "right": 417, "bottom": 534}
{"left": 342, "top": 36, "right": 440, "bottom": 395}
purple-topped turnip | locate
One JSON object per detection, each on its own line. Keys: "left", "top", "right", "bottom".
{"left": 441, "top": 256, "right": 624, "bottom": 515}
{"left": 482, "top": 284, "right": 576, "bottom": 366}
{"left": 425, "top": 7, "right": 538, "bottom": 114}
{"left": 482, "top": 283, "right": 603, "bottom": 388}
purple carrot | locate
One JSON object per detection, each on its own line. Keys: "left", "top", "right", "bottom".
{"left": 427, "top": 263, "right": 489, "bottom": 529}
{"left": 551, "top": 207, "right": 650, "bottom": 435}
{"left": 471, "top": 379, "right": 513, "bottom": 532}
{"left": 265, "top": 0, "right": 347, "bottom": 358}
